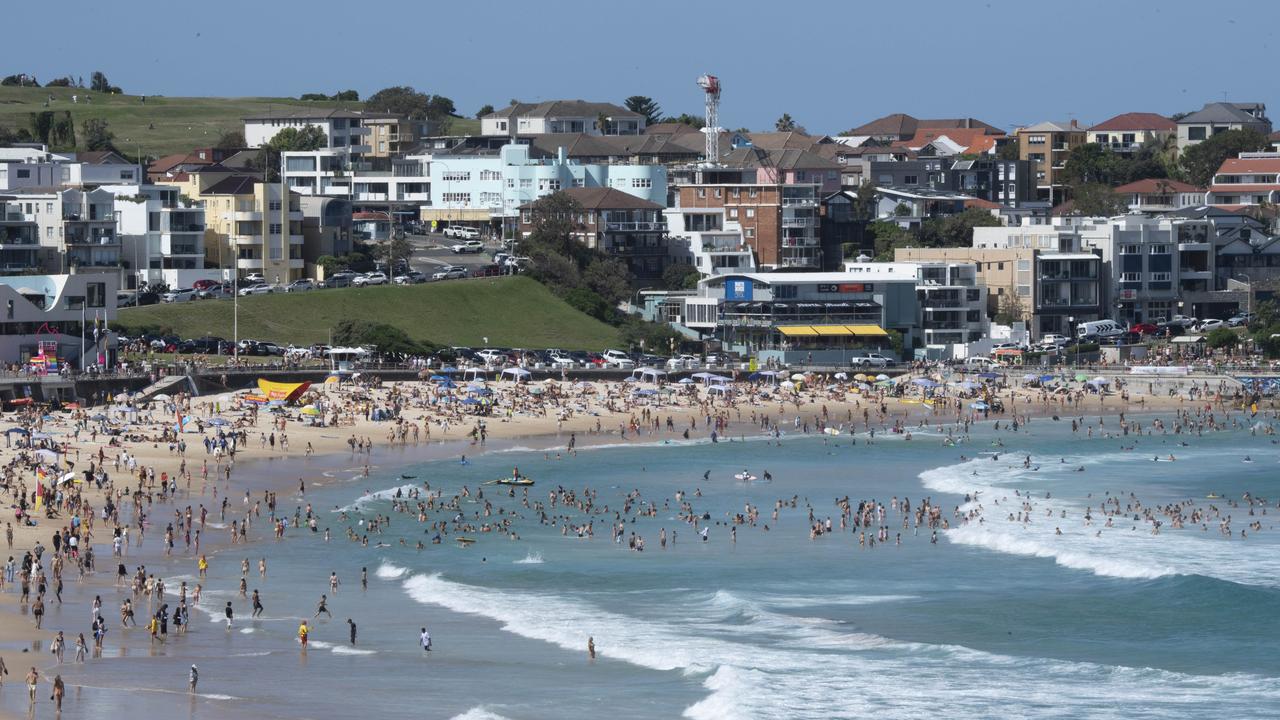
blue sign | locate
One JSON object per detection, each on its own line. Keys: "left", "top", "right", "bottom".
{"left": 724, "top": 279, "right": 753, "bottom": 301}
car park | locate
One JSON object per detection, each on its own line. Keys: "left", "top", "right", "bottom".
{"left": 432, "top": 266, "right": 468, "bottom": 281}
{"left": 161, "top": 287, "right": 198, "bottom": 303}
{"left": 353, "top": 272, "right": 388, "bottom": 287}
{"left": 285, "top": 279, "right": 315, "bottom": 292}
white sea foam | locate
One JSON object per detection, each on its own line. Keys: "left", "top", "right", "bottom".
{"left": 919, "top": 450, "right": 1280, "bottom": 587}
{"left": 376, "top": 562, "right": 409, "bottom": 579}
{"left": 331, "top": 645, "right": 376, "bottom": 655}
{"left": 403, "top": 572, "right": 1280, "bottom": 719}
{"left": 334, "top": 483, "right": 417, "bottom": 513}
{"left": 239, "top": 627, "right": 256, "bottom": 634}
{"left": 513, "top": 551, "right": 544, "bottom": 565}
{"left": 449, "top": 708, "right": 514, "bottom": 720}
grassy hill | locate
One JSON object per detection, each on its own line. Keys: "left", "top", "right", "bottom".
{"left": 113, "top": 276, "right": 621, "bottom": 350}
{"left": 0, "top": 85, "right": 478, "bottom": 157}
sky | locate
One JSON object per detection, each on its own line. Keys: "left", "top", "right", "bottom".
{"left": 9, "top": 0, "right": 1280, "bottom": 134}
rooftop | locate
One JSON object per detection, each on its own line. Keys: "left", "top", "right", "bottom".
{"left": 484, "top": 100, "right": 642, "bottom": 121}
{"left": 242, "top": 108, "right": 397, "bottom": 121}
{"left": 519, "top": 187, "right": 662, "bottom": 211}
{"left": 1114, "top": 178, "right": 1205, "bottom": 193}
{"left": 1178, "top": 102, "right": 1269, "bottom": 125}
{"left": 1088, "top": 112, "right": 1176, "bottom": 133}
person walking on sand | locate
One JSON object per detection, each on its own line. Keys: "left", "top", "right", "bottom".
{"left": 25, "top": 667, "right": 38, "bottom": 703}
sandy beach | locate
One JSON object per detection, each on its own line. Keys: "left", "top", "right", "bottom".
{"left": 0, "top": 366, "right": 1268, "bottom": 718}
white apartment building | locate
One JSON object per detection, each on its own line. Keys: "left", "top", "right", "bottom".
{"left": 102, "top": 184, "right": 218, "bottom": 290}
{"left": 0, "top": 147, "right": 140, "bottom": 190}
{"left": 843, "top": 259, "right": 987, "bottom": 357}
{"left": 422, "top": 144, "right": 666, "bottom": 226}
{"left": 664, "top": 206, "right": 756, "bottom": 278}
{"left": 282, "top": 149, "right": 431, "bottom": 205}
{"left": 243, "top": 109, "right": 399, "bottom": 158}
{"left": 480, "top": 101, "right": 645, "bottom": 137}
{"left": 8, "top": 187, "right": 121, "bottom": 273}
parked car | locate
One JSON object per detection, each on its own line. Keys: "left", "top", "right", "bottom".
{"left": 432, "top": 266, "right": 467, "bottom": 281}
{"left": 353, "top": 272, "right": 388, "bottom": 287}
{"left": 161, "top": 288, "right": 198, "bottom": 303}
{"left": 1129, "top": 323, "right": 1159, "bottom": 335}
{"left": 325, "top": 271, "right": 356, "bottom": 288}
{"left": 1169, "top": 314, "right": 1198, "bottom": 328}
{"left": 1196, "top": 318, "right": 1226, "bottom": 332}
{"left": 393, "top": 271, "right": 427, "bottom": 285}
{"left": 475, "top": 349, "right": 507, "bottom": 365}
{"left": 666, "top": 353, "right": 700, "bottom": 369}
{"left": 243, "top": 273, "right": 265, "bottom": 284}
{"left": 851, "top": 352, "right": 892, "bottom": 368}
{"left": 238, "top": 283, "right": 273, "bottom": 296}
{"left": 991, "top": 342, "right": 1028, "bottom": 351}
{"left": 451, "top": 240, "right": 484, "bottom": 254}
{"left": 965, "top": 356, "right": 1000, "bottom": 369}
{"left": 198, "top": 284, "right": 232, "bottom": 300}
{"left": 1156, "top": 322, "right": 1186, "bottom": 337}
{"left": 470, "top": 264, "right": 501, "bottom": 278}
{"left": 601, "top": 349, "right": 635, "bottom": 369}
{"left": 285, "top": 279, "right": 315, "bottom": 292}
{"left": 1227, "top": 312, "right": 1252, "bottom": 327}
{"left": 1039, "top": 334, "right": 1070, "bottom": 348}
{"left": 444, "top": 226, "right": 480, "bottom": 240}
{"left": 192, "top": 279, "right": 221, "bottom": 292}
{"left": 547, "top": 353, "right": 576, "bottom": 368}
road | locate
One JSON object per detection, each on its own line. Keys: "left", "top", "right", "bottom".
{"left": 402, "top": 232, "right": 500, "bottom": 274}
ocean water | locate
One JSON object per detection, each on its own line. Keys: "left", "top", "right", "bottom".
{"left": 8, "top": 416, "right": 1280, "bottom": 719}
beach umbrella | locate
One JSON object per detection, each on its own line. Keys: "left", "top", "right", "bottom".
{"left": 5, "top": 427, "right": 28, "bottom": 435}
{"left": 1091, "top": 376, "right": 1110, "bottom": 385}
{"left": 623, "top": 376, "right": 638, "bottom": 383}
{"left": 152, "top": 393, "right": 172, "bottom": 402}
{"left": 912, "top": 378, "right": 939, "bottom": 388}
{"left": 528, "top": 386, "right": 544, "bottom": 395}
{"left": 834, "top": 372, "right": 849, "bottom": 381}
{"left": 461, "top": 397, "right": 481, "bottom": 405}
{"left": 90, "top": 413, "right": 107, "bottom": 421}
{"left": 875, "top": 379, "right": 893, "bottom": 388}
{"left": 209, "top": 417, "right": 230, "bottom": 425}
{"left": 634, "top": 388, "right": 657, "bottom": 396}
{"left": 954, "top": 381, "right": 979, "bottom": 391}
{"left": 300, "top": 407, "right": 321, "bottom": 416}
{"left": 876, "top": 374, "right": 890, "bottom": 381}
{"left": 790, "top": 373, "right": 806, "bottom": 381}
{"left": 678, "top": 378, "right": 694, "bottom": 384}
{"left": 55, "top": 471, "right": 76, "bottom": 486}
{"left": 34, "top": 448, "right": 57, "bottom": 464}
{"left": 1074, "top": 373, "right": 1088, "bottom": 382}
{"left": 779, "top": 380, "right": 795, "bottom": 389}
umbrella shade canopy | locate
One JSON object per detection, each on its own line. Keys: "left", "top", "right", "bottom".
{"left": 969, "top": 401, "right": 990, "bottom": 410}
{"left": 633, "top": 389, "right": 658, "bottom": 396}
{"left": 300, "top": 407, "right": 321, "bottom": 416}
{"left": 152, "top": 393, "right": 172, "bottom": 402}
{"left": 469, "top": 388, "right": 492, "bottom": 396}
{"left": 1074, "top": 373, "right": 1089, "bottom": 382}
{"left": 876, "top": 374, "right": 890, "bottom": 381}
{"left": 912, "top": 378, "right": 939, "bottom": 388}
{"left": 834, "top": 372, "right": 849, "bottom": 381}
{"left": 208, "top": 417, "right": 230, "bottom": 425}
{"left": 954, "top": 381, "right": 979, "bottom": 390}
{"left": 678, "top": 378, "right": 694, "bottom": 384}
{"left": 34, "top": 448, "right": 58, "bottom": 464}
{"left": 90, "top": 413, "right": 108, "bottom": 421}
{"left": 461, "top": 397, "right": 481, "bottom": 405}
{"left": 501, "top": 368, "right": 532, "bottom": 379}
{"left": 5, "top": 427, "right": 28, "bottom": 435}
{"left": 1091, "top": 376, "right": 1110, "bottom": 384}
{"left": 790, "top": 373, "right": 806, "bottom": 381}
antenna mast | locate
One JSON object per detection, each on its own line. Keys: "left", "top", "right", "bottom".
{"left": 696, "top": 74, "right": 721, "bottom": 165}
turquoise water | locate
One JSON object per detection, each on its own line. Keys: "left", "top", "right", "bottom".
{"left": 7, "top": 416, "right": 1280, "bottom": 719}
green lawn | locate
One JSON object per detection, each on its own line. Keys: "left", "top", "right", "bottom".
{"left": 113, "top": 276, "right": 621, "bottom": 350}
{"left": 0, "top": 85, "right": 478, "bottom": 157}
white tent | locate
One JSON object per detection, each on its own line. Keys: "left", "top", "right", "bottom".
{"left": 707, "top": 385, "right": 735, "bottom": 395}
{"left": 632, "top": 367, "right": 667, "bottom": 383}
{"left": 707, "top": 375, "right": 732, "bottom": 386}
{"left": 461, "top": 368, "right": 487, "bottom": 381}
{"left": 501, "top": 367, "right": 532, "bottom": 383}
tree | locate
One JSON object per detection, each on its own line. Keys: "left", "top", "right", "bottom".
{"left": 265, "top": 126, "right": 327, "bottom": 151}
{"left": 995, "top": 142, "right": 1020, "bottom": 161}
{"left": 365, "top": 86, "right": 455, "bottom": 125}
{"left": 0, "top": 125, "right": 32, "bottom": 145}
{"left": 215, "top": 130, "right": 246, "bottom": 149}
{"left": 775, "top": 113, "right": 797, "bottom": 132}
{"left": 47, "top": 112, "right": 76, "bottom": 151}
{"left": 917, "top": 208, "right": 1001, "bottom": 248}
{"left": 1, "top": 74, "right": 37, "bottom": 87}
{"left": 333, "top": 90, "right": 359, "bottom": 102}
{"left": 89, "top": 71, "right": 117, "bottom": 93}
{"left": 376, "top": 236, "right": 411, "bottom": 268}
{"left": 81, "top": 118, "right": 115, "bottom": 151}
{"left": 994, "top": 292, "right": 1027, "bottom": 325}
{"left": 1071, "top": 183, "right": 1128, "bottom": 216}
{"left": 475, "top": 104, "right": 495, "bottom": 119}
{"left": 662, "top": 113, "right": 705, "bottom": 129}
{"left": 624, "top": 96, "right": 663, "bottom": 126}
{"left": 332, "top": 319, "right": 431, "bottom": 356}
{"left": 583, "top": 257, "right": 631, "bottom": 307}
{"left": 661, "top": 262, "right": 700, "bottom": 290}
{"left": 45, "top": 77, "right": 74, "bottom": 88}
{"left": 1180, "top": 129, "right": 1270, "bottom": 187}
{"left": 851, "top": 181, "right": 878, "bottom": 221}
{"left": 563, "top": 287, "right": 610, "bottom": 321}
{"left": 29, "top": 111, "right": 54, "bottom": 145}
{"left": 1205, "top": 327, "right": 1239, "bottom": 350}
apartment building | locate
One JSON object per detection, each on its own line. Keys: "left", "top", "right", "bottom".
{"left": 1016, "top": 121, "right": 1086, "bottom": 202}
{"left": 243, "top": 109, "right": 400, "bottom": 158}
{"left": 481, "top": 101, "right": 645, "bottom": 137}
{"left": 161, "top": 171, "right": 303, "bottom": 283}
{"left": 0, "top": 272, "right": 117, "bottom": 369}
{"left": 422, "top": 144, "right": 666, "bottom": 229}
{"left": 9, "top": 188, "right": 121, "bottom": 273}
{"left": 1114, "top": 179, "right": 1206, "bottom": 214}
{"left": 0, "top": 198, "right": 41, "bottom": 271}
{"left": 1176, "top": 103, "right": 1271, "bottom": 152}
{"left": 0, "top": 147, "right": 141, "bottom": 190}
{"left": 676, "top": 181, "right": 821, "bottom": 270}
{"left": 282, "top": 149, "right": 431, "bottom": 209}
{"left": 517, "top": 187, "right": 667, "bottom": 280}
{"left": 1205, "top": 153, "right": 1280, "bottom": 208}
{"left": 664, "top": 206, "right": 756, "bottom": 278}
{"left": 1086, "top": 113, "right": 1175, "bottom": 155}
{"left": 101, "top": 184, "right": 214, "bottom": 290}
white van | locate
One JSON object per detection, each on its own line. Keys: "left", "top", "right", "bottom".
{"left": 1076, "top": 320, "right": 1124, "bottom": 340}
{"left": 965, "top": 356, "right": 1000, "bottom": 369}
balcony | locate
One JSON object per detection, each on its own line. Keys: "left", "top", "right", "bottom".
{"left": 781, "top": 217, "right": 816, "bottom": 228}
{"left": 604, "top": 221, "right": 666, "bottom": 232}
{"left": 169, "top": 223, "right": 205, "bottom": 233}
{"left": 608, "top": 244, "right": 667, "bottom": 256}
{"left": 396, "top": 192, "right": 431, "bottom": 202}
{"left": 781, "top": 196, "right": 817, "bottom": 207}
{"left": 1097, "top": 142, "right": 1141, "bottom": 153}
{"left": 65, "top": 230, "right": 117, "bottom": 246}
{"left": 234, "top": 210, "right": 262, "bottom": 221}
{"left": 353, "top": 192, "right": 388, "bottom": 201}
{"left": 777, "top": 256, "right": 821, "bottom": 268}
{"left": 236, "top": 257, "right": 264, "bottom": 269}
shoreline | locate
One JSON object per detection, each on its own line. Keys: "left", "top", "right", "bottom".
{"left": 0, "top": 372, "right": 1270, "bottom": 718}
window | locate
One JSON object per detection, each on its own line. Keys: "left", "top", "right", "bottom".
{"left": 1148, "top": 244, "right": 1168, "bottom": 254}
{"left": 573, "top": 178, "right": 585, "bottom": 187}
{"left": 773, "top": 284, "right": 798, "bottom": 299}
{"left": 269, "top": 200, "right": 282, "bottom": 211}
{"left": 1121, "top": 272, "right": 1141, "bottom": 282}
{"left": 1188, "top": 127, "right": 1206, "bottom": 141}
{"left": 442, "top": 192, "right": 472, "bottom": 204}
{"left": 65, "top": 295, "right": 84, "bottom": 310}
{"left": 519, "top": 179, "right": 532, "bottom": 189}
{"left": 441, "top": 171, "right": 471, "bottom": 182}
{"left": 745, "top": 208, "right": 755, "bottom": 218}
{"left": 1120, "top": 244, "right": 1140, "bottom": 254}
{"left": 714, "top": 189, "right": 722, "bottom": 198}
{"left": 1027, "top": 135, "right": 1046, "bottom": 145}
{"left": 480, "top": 170, "right": 502, "bottom": 181}
{"left": 538, "top": 179, "right": 560, "bottom": 191}
{"left": 631, "top": 178, "right": 652, "bottom": 189}
{"left": 15, "top": 169, "right": 29, "bottom": 179}
{"left": 46, "top": 227, "right": 53, "bottom": 238}
{"left": 748, "top": 189, "right": 758, "bottom": 199}
{"left": 903, "top": 175, "right": 918, "bottom": 185}
{"left": 730, "top": 188, "right": 740, "bottom": 198}
{"left": 697, "top": 189, "right": 706, "bottom": 199}
{"left": 745, "top": 228, "right": 755, "bottom": 238}
{"left": 997, "top": 262, "right": 1005, "bottom": 270}
{"left": 728, "top": 208, "right": 738, "bottom": 219}
{"left": 120, "top": 170, "right": 134, "bottom": 180}
{"left": 87, "top": 283, "right": 105, "bottom": 308}
{"left": 269, "top": 223, "right": 282, "bottom": 235}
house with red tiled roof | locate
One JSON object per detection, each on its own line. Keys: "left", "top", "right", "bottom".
{"left": 892, "top": 128, "right": 1004, "bottom": 156}
{"left": 844, "top": 113, "right": 1002, "bottom": 143}
{"left": 1205, "top": 153, "right": 1280, "bottom": 208}
{"left": 1114, "top": 178, "right": 1205, "bottom": 213}
{"left": 1086, "top": 113, "right": 1176, "bottom": 155}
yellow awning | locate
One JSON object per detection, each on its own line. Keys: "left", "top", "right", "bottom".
{"left": 811, "top": 324, "right": 854, "bottom": 336}
{"left": 845, "top": 325, "right": 889, "bottom": 336}
{"left": 777, "top": 326, "right": 819, "bottom": 337}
